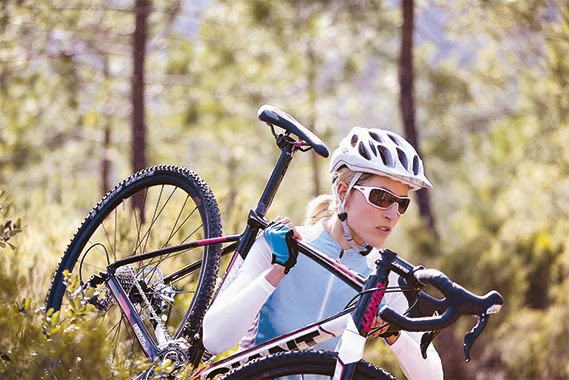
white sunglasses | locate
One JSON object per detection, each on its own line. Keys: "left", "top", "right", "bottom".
{"left": 353, "top": 186, "right": 411, "bottom": 215}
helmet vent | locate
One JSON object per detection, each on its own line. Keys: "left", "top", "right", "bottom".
{"left": 388, "top": 134, "right": 401, "bottom": 146}
{"left": 377, "top": 145, "right": 394, "bottom": 167}
{"left": 412, "top": 155, "right": 420, "bottom": 175}
{"left": 396, "top": 147, "right": 409, "bottom": 170}
{"left": 350, "top": 134, "right": 358, "bottom": 147}
{"left": 358, "top": 141, "right": 371, "bottom": 160}
{"left": 368, "top": 141, "right": 377, "bottom": 156}
{"left": 369, "top": 131, "right": 384, "bottom": 143}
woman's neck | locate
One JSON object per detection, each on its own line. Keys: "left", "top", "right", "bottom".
{"left": 323, "top": 215, "right": 354, "bottom": 250}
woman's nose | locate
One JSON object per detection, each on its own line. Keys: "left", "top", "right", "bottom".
{"left": 383, "top": 203, "right": 399, "bottom": 220}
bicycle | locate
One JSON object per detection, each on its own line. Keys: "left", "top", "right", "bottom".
{"left": 46, "top": 105, "right": 504, "bottom": 379}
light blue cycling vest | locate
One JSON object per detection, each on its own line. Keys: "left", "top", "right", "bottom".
{"left": 255, "top": 222, "right": 385, "bottom": 351}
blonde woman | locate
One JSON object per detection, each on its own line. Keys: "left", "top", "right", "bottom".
{"left": 203, "top": 127, "right": 443, "bottom": 379}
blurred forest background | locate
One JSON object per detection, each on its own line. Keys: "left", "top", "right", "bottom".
{"left": 1, "top": 0, "right": 568, "bottom": 378}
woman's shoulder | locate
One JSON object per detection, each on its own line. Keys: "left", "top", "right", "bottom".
{"left": 297, "top": 220, "right": 327, "bottom": 242}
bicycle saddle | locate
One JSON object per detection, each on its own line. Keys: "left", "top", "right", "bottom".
{"left": 257, "top": 105, "right": 330, "bottom": 157}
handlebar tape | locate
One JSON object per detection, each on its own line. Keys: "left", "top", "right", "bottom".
{"left": 380, "top": 268, "right": 504, "bottom": 332}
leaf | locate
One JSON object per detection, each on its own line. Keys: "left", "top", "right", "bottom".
{"left": 9, "top": 229, "right": 22, "bottom": 236}
{"left": 20, "top": 297, "right": 32, "bottom": 314}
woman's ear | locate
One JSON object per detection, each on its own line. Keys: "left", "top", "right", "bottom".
{"left": 336, "top": 182, "right": 348, "bottom": 203}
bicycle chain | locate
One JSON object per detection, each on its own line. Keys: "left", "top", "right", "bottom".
{"left": 126, "top": 265, "right": 173, "bottom": 343}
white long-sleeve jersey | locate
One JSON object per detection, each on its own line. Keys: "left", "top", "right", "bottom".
{"left": 203, "top": 221, "right": 443, "bottom": 380}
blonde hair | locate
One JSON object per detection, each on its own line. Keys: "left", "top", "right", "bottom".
{"left": 302, "top": 168, "right": 373, "bottom": 225}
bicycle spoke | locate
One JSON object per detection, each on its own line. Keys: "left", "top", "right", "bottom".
{"left": 180, "top": 223, "right": 203, "bottom": 244}
{"left": 138, "top": 185, "right": 168, "bottom": 255}
{"left": 167, "top": 207, "right": 201, "bottom": 245}
{"left": 163, "top": 194, "right": 191, "bottom": 247}
{"left": 98, "top": 217, "right": 116, "bottom": 263}
{"left": 47, "top": 166, "right": 222, "bottom": 371}
{"left": 79, "top": 260, "right": 107, "bottom": 273}
{"left": 133, "top": 190, "right": 144, "bottom": 257}
{"left": 114, "top": 205, "right": 118, "bottom": 260}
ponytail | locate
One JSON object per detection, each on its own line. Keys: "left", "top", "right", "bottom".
{"left": 302, "top": 168, "right": 373, "bottom": 225}
{"left": 302, "top": 194, "right": 337, "bottom": 225}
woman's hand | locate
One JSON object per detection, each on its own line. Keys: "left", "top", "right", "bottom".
{"left": 371, "top": 316, "right": 400, "bottom": 345}
{"left": 272, "top": 216, "right": 301, "bottom": 239}
{"left": 263, "top": 216, "right": 301, "bottom": 286}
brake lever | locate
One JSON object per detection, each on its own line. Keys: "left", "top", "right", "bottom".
{"left": 463, "top": 314, "right": 488, "bottom": 362}
{"left": 420, "top": 329, "right": 440, "bottom": 359}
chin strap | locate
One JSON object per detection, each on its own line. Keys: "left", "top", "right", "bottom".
{"left": 333, "top": 172, "right": 373, "bottom": 256}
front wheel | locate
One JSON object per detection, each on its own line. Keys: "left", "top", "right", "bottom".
{"left": 221, "top": 350, "right": 397, "bottom": 379}
{"left": 46, "top": 165, "right": 223, "bottom": 368}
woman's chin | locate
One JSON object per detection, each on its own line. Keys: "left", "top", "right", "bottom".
{"left": 359, "top": 235, "right": 388, "bottom": 249}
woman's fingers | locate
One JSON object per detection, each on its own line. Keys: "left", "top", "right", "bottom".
{"left": 273, "top": 216, "right": 302, "bottom": 240}
{"left": 370, "top": 316, "right": 389, "bottom": 338}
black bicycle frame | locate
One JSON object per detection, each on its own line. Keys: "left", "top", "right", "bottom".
{"left": 232, "top": 134, "right": 298, "bottom": 261}
{"left": 101, "top": 131, "right": 422, "bottom": 377}
{"left": 101, "top": 134, "right": 306, "bottom": 361}
{"left": 193, "top": 244, "right": 418, "bottom": 379}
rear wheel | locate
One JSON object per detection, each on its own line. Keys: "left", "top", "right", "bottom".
{"left": 46, "top": 165, "right": 222, "bottom": 368}
{"left": 221, "top": 350, "right": 397, "bottom": 379}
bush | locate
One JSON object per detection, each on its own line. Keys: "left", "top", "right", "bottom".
{"left": 0, "top": 194, "right": 118, "bottom": 378}
{"left": 0, "top": 190, "right": 194, "bottom": 379}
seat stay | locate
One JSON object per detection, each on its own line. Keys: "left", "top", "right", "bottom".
{"left": 257, "top": 105, "right": 329, "bottom": 157}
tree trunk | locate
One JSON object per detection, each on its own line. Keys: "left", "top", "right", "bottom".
{"left": 101, "top": 113, "right": 111, "bottom": 195}
{"left": 399, "top": 0, "right": 437, "bottom": 235}
{"left": 131, "top": 0, "right": 149, "bottom": 218}
{"left": 101, "top": 56, "right": 112, "bottom": 195}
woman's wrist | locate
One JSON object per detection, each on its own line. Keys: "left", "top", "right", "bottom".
{"left": 265, "top": 264, "right": 287, "bottom": 287}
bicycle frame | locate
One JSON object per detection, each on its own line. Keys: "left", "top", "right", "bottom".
{"left": 96, "top": 128, "right": 426, "bottom": 379}
{"left": 100, "top": 132, "right": 315, "bottom": 363}
{"left": 103, "top": 203, "right": 418, "bottom": 379}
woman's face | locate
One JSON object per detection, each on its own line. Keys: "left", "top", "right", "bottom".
{"left": 339, "top": 175, "right": 410, "bottom": 248}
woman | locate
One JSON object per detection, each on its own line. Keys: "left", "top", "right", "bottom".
{"left": 203, "top": 127, "right": 443, "bottom": 379}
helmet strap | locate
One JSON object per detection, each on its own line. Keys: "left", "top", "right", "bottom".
{"left": 333, "top": 172, "right": 372, "bottom": 256}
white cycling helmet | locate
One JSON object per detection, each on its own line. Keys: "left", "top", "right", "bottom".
{"left": 329, "top": 127, "right": 432, "bottom": 255}
{"left": 329, "top": 127, "right": 432, "bottom": 191}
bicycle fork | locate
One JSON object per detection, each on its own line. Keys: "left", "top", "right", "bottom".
{"left": 332, "top": 249, "right": 396, "bottom": 380}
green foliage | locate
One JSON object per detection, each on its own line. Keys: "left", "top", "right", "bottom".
{"left": 497, "top": 290, "right": 569, "bottom": 380}
{"left": 413, "top": 2, "right": 569, "bottom": 377}
{"left": 0, "top": 258, "right": 162, "bottom": 378}
{"left": 0, "top": 206, "right": 111, "bottom": 377}
{"left": 0, "top": 198, "right": 165, "bottom": 379}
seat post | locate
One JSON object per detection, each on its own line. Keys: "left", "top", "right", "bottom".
{"left": 255, "top": 136, "right": 295, "bottom": 217}
{"left": 235, "top": 137, "right": 296, "bottom": 260}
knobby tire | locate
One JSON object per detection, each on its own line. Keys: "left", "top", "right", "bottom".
{"left": 220, "top": 350, "right": 397, "bottom": 379}
{"left": 46, "top": 165, "right": 222, "bottom": 366}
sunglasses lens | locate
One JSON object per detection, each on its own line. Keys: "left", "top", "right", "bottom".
{"left": 397, "top": 198, "right": 410, "bottom": 214}
{"left": 368, "top": 188, "right": 410, "bottom": 215}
